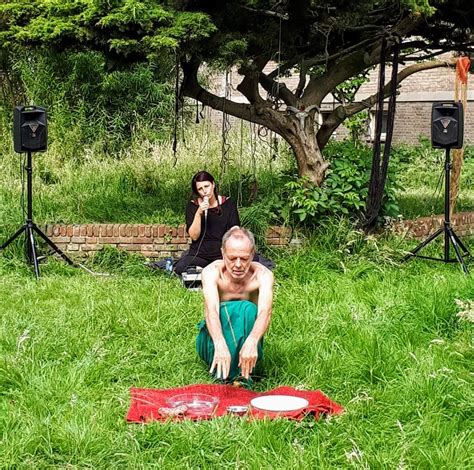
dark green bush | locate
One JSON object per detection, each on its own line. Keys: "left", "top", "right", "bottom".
{"left": 4, "top": 50, "right": 175, "bottom": 158}
{"left": 265, "top": 141, "right": 402, "bottom": 227}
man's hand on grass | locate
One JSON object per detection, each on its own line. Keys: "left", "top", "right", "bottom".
{"left": 238, "top": 337, "right": 258, "bottom": 379}
{"left": 210, "top": 340, "right": 231, "bottom": 380}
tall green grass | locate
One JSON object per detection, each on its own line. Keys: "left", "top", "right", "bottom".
{"left": 1, "top": 226, "right": 473, "bottom": 468}
{"left": 394, "top": 141, "right": 474, "bottom": 219}
{"left": 2, "top": 127, "right": 473, "bottom": 243}
{"left": 8, "top": 50, "right": 176, "bottom": 156}
{"left": 0, "top": 123, "right": 291, "bottom": 238}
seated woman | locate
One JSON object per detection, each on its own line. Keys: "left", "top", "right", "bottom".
{"left": 174, "top": 171, "right": 240, "bottom": 276}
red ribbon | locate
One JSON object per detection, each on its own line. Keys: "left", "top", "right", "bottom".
{"left": 456, "top": 57, "right": 471, "bottom": 84}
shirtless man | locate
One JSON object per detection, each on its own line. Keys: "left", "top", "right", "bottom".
{"left": 196, "top": 226, "right": 274, "bottom": 382}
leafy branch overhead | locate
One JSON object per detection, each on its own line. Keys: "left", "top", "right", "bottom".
{"left": 0, "top": 1, "right": 215, "bottom": 55}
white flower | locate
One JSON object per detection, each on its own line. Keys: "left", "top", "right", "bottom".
{"left": 455, "top": 299, "right": 474, "bottom": 323}
{"left": 17, "top": 329, "right": 30, "bottom": 351}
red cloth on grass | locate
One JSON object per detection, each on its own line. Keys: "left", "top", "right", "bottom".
{"left": 126, "top": 384, "right": 343, "bottom": 423}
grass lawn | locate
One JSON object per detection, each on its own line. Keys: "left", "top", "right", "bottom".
{"left": 1, "top": 233, "right": 473, "bottom": 468}
{"left": 1, "top": 131, "right": 473, "bottom": 467}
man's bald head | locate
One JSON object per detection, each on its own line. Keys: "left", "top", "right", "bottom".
{"left": 221, "top": 226, "right": 256, "bottom": 254}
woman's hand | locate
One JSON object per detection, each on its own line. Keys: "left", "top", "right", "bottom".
{"left": 198, "top": 196, "right": 210, "bottom": 215}
{"left": 188, "top": 197, "right": 209, "bottom": 240}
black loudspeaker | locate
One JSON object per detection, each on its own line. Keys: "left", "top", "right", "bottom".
{"left": 431, "top": 101, "right": 463, "bottom": 149}
{"left": 13, "top": 105, "right": 48, "bottom": 153}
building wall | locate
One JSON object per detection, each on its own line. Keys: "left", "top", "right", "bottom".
{"left": 357, "top": 59, "right": 474, "bottom": 144}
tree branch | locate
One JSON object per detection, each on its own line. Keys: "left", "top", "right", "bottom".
{"left": 401, "top": 39, "right": 474, "bottom": 53}
{"left": 267, "top": 59, "right": 299, "bottom": 80}
{"left": 295, "top": 62, "right": 306, "bottom": 99}
{"left": 265, "top": 26, "right": 385, "bottom": 80}
{"left": 302, "top": 48, "right": 368, "bottom": 105}
{"left": 259, "top": 71, "right": 298, "bottom": 107}
{"left": 241, "top": 5, "right": 289, "bottom": 20}
{"left": 236, "top": 56, "right": 269, "bottom": 104}
{"left": 302, "top": 15, "right": 422, "bottom": 105}
{"left": 316, "top": 57, "right": 457, "bottom": 149}
{"left": 181, "top": 57, "right": 284, "bottom": 132}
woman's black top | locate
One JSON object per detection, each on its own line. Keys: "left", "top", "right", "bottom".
{"left": 185, "top": 196, "right": 240, "bottom": 261}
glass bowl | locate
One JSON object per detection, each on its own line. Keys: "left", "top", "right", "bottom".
{"left": 166, "top": 393, "right": 219, "bottom": 416}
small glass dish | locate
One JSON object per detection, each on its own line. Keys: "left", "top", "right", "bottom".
{"left": 226, "top": 405, "right": 249, "bottom": 416}
{"left": 166, "top": 393, "right": 219, "bottom": 416}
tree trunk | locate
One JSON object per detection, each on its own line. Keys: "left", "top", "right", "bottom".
{"left": 283, "top": 122, "right": 329, "bottom": 185}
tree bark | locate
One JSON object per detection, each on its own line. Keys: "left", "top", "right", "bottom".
{"left": 282, "top": 119, "right": 328, "bottom": 184}
{"left": 254, "top": 106, "right": 329, "bottom": 185}
{"left": 181, "top": 46, "right": 456, "bottom": 187}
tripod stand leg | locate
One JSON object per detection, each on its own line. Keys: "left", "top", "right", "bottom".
{"left": 447, "top": 227, "right": 469, "bottom": 274}
{"left": 0, "top": 225, "right": 27, "bottom": 250}
{"left": 26, "top": 225, "right": 40, "bottom": 279}
{"left": 403, "top": 228, "right": 444, "bottom": 261}
{"left": 450, "top": 230, "right": 471, "bottom": 257}
{"left": 33, "top": 225, "right": 75, "bottom": 266}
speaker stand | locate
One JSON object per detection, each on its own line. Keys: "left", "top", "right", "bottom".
{"left": 0, "top": 151, "right": 77, "bottom": 279}
{"left": 404, "top": 148, "right": 470, "bottom": 274}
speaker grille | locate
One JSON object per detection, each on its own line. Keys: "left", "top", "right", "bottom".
{"left": 13, "top": 106, "right": 48, "bottom": 153}
{"left": 431, "top": 101, "right": 463, "bottom": 149}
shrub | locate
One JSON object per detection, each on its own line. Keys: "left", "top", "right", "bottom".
{"left": 6, "top": 50, "right": 175, "bottom": 158}
{"left": 266, "top": 141, "right": 402, "bottom": 227}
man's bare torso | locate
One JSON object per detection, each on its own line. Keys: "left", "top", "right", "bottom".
{"left": 209, "top": 260, "right": 265, "bottom": 304}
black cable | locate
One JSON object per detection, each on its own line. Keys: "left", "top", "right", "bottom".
{"left": 183, "top": 213, "right": 208, "bottom": 289}
{"left": 191, "top": 194, "right": 223, "bottom": 264}
{"left": 20, "top": 153, "right": 26, "bottom": 218}
{"left": 431, "top": 165, "right": 445, "bottom": 214}
{"left": 182, "top": 194, "right": 222, "bottom": 289}
{"left": 172, "top": 50, "right": 180, "bottom": 166}
{"left": 188, "top": 214, "right": 208, "bottom": 267}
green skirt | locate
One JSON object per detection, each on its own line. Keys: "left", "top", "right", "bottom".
{"left": 196, "top": 300, "right": 263, "bottom": 381}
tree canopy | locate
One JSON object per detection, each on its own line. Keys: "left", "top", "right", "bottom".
{"left": 1, "top": 1, "right": 474, "bottom": 183}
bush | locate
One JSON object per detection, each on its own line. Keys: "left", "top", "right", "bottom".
{"left": 5, "top": 50, "right": 175, "bottom": 158}
{"left": 265, "top": 141, "right": 402, "bottom": 227}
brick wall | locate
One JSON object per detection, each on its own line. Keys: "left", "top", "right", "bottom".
{"left": 393, "top": 211, "right": 474, "bottom": 239}
{"left": 43, "top": 214, "right": 474, "bottom": 259}
{"left": 391, "top": 102, "right": 433, "bottom": 144}
{"left": 43, "top": 224, "right": 293, "bottom": 258}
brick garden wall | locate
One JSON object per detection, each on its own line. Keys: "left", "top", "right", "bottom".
{"left": 393, "top": 211, "right": 474, "bottom": 239}
{"left": 43, "top": 224, "right": 293, "bottom": 258}
{"left": 43, "top": 213, "right": 474, "bottom": 259}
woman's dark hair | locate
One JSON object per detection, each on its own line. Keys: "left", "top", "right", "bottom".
{"left": 191, "top": 171, "right": 218, "bottom": 199}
